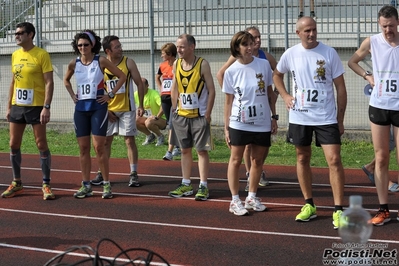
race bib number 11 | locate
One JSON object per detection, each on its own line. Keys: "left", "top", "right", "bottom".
{"left": 241, "top": 103, "right": 265, "bottom": 123}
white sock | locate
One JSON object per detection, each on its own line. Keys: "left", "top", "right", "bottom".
{"left": 232, "top": 195, "right": 240, "bottom": 201}
{"left": 248, "top": 192, "right": 256, "bottom": 198}
{"left": 182, "top": 179, "right": 191, "bottom": 186}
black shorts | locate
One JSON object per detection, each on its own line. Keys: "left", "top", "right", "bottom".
{"left": 228, "top": 127, "right": 271, "bottom": 147}
{"left": 287, "top": 123, "right": 341, "bottom": 147}
{"left": 9, "top": 105, "right": 42, "bottom": 124}
{"left": 369, "top": 105, "right": 399, "bottom": 127}
{"left": 74, "top": 108, "right": 108, "bottom": 137}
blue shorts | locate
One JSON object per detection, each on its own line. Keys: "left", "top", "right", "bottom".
{"left": 74, "top": 107, "right": 108, "bottom": 137}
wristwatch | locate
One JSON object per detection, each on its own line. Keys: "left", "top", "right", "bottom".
{"left": 271, "top": 114, "right": 279, "bottom": 120}
{"left": 44, "top": 104, "right": 50, "bottom": 109}
{"left": 108, "top": 91, "right": 115, "bottom": 99}
{"left": 362, "top": 71, "right": 372, "bottom": 80}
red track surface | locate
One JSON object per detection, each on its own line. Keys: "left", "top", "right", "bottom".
{"left": 0, "top": 153, "right": 398, "bottom": 265}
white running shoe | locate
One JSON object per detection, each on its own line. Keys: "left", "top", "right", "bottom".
{"left": 155, "top": 135, "right": 164, "bottom": 146}
{"left": 229, "top": 198, "right": 249, "bottom": 216}
{"left": 245, "top": 196, "right": 267, "bottom": 211}
{"left": 163, "top": 151, "right": 173, "bottom": 161}
{"left": 172, "top": 147, "right": 181, "bottom": 156}
{"left": 142, "top": 133, "right": 156, "bottom": 145}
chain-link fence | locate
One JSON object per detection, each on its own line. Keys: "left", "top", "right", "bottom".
{"left": 0, "top": 0, "right": 391, "bottom": 129}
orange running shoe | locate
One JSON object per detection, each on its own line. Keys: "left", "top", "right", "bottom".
{"left": 370, "top": 210, "right": 391, "bottom": 226}
{"left": 1, "top": 181, "right": 23, "bottom": 198}
{"left": 42, "top": 184, "right": 55, "bottom": 200}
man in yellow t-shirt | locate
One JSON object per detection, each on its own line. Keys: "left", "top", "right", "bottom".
{"left": 135, "top": 78, "right": 167, "bottom": 146}
{"left": 90, "top": 35, "right": 144, "bottom": 188}
{"left": 3, "top": 22, "right": 55, "bottom": 200}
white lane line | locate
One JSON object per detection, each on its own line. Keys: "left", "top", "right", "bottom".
{"left": 0, "top": 207, "right": 398, "bottom": 245}
{"left": 0, "top": 165, "right": 377, "bottom": 189}
{"left": 1, "top": 183, "right": 389, "bottom": 212}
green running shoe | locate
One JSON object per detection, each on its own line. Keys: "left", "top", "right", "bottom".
{"left": 102, "top": 182, "right": 113, "bottom": 199}
{"left": 295, "top": 203, "right": 317, "bottom": 222}
{"left": 168, "top": 183, "right": 193, "bottom": 198}
{"left": 74, "top": 182, "right": 93, "bottom": 199}
{"left": 332, "top": 210, "right": 343, "bottom": 229}
{"left": 195, "top": 185, "right": 209, "bottom": 201}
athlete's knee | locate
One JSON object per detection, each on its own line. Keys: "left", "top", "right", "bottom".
{"left": 36, "top": 139, "right": 49, "bottom": 152}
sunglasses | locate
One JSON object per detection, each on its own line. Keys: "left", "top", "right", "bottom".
{"left": 77, "top": 43, "right": 90, "bottom": 47}
{"left": 14, "top": 31, "right": 26, "bottom": 36}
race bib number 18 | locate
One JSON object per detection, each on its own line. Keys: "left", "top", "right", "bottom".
{"left": 77, "top": 83, "right": 97, "bottom": 100}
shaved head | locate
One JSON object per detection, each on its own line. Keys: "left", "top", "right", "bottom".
{"left": 296, "top": 16, "right": 318, "bottom": 49}
{"left": 296, "top": 16, "right": 316, "bottom": 31}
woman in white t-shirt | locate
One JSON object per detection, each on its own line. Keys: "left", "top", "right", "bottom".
{"left": 222, "top": 31, "right": 277, "bottom": 216}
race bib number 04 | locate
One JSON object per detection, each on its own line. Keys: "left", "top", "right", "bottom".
{"left": 179, "top": 92, "right": 199, "bottom": 109}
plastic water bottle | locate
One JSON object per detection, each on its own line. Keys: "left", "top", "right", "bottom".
{"left": 338, "top": 195, "right": 373, "bottom": 244}
{"left": 338, "top": 196, "right": 373, "bottom": 266}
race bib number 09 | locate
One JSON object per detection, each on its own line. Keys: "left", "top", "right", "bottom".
{"left": 106, "top": 79, "right": 125, "bottom": 95}
{"left": 15, "top": 88, "right": 34, "bottom": 105}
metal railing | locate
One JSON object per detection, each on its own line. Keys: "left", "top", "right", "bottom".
{"left": 0, "top": 0, "right": 391, "bottom": 129}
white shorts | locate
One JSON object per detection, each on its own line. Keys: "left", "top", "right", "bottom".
{"left": 106, "top": 111, "right": 137, "bottom": 137}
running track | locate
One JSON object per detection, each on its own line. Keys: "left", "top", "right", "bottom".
{"left": 0, "top": 153, "right": 398, "bottom": 265}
